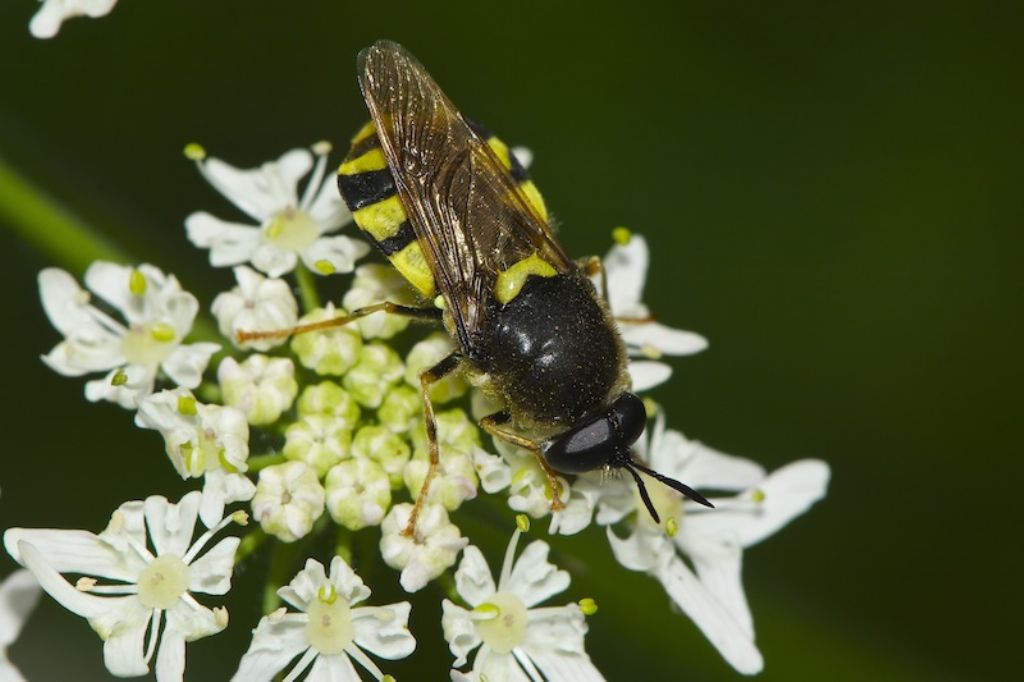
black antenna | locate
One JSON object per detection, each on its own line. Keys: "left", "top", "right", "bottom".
{"left": 629, "top": 459, "right": 715, "bottom": 509}
{"left": 622, "top": 462, "right": 661, "bottom": 523}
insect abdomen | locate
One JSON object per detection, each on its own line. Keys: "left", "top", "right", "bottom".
{"left": 336, "top": 120, "right": 549, "bottom": 300}
{"left": 337, "top": 122, "right": 435, "bottom": 297}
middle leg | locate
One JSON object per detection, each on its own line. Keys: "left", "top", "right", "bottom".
{"left": 479, "top": 411, "right": 565, "bottom": 511}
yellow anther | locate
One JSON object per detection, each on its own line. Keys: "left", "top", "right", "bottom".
{"left": 149, "top": 322, "right": 176, "bottom": 342}
{"left": 640, "top": 343, "right": 663, "bottom": 360}
{"left": 75, "top": 577, "right": 97, "bottom": 591}
{"left": 183, "top": 142, "right": 206, "bottom": 161}
{"left": 128, "top": 269, "right": 147, "bottom": 296}
{"left": 111, "top": 369, "right": 128, "bottom": 386}
{"left": 433, "top": 295, "right": 446, "bottom": 309}
{"left": 473, "top": 603, "right": 500, "bottom": 620}
{"left": 665, "top": 516, "right": 679, "bottom": 538}
{"left": 612, "top": 226, "right": 632, "bottom": 245}
{"left": 318, "top": 584, "right": 338, "bottom": 605}
{"left": 578, "top": 598, "right": 598, "bottom": 616}
{"left": 312, "top": 140, "right": 333, "bottom": 155}
{"left": 231, "top": 510, "right": 250, "bottom": 526}
{"left": 382, "top": 676, "right": 396, "bottom": 682}
{"left": 177, "top": 395, "right": 197, "bottom": 416}
{"left": 751, "top": 488, "right": 766, "bottom": 503}
{"left": 515, "top": 514, "right": 530, "bottom": 533}
{"left": 642, "top": 397, "right": 658, "bottom": 417}
{"left": 314, "top": 259, "right": 336, "bottom": 275}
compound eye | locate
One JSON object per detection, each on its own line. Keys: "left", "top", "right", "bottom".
{"left": 543, "top": 416, "right": 616, "bottom": 475}
{"left": 611, "top": 393, "right": 647, "bottom": 446}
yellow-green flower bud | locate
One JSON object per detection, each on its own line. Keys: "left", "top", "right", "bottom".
{"left": 325, "top": 458, "right": 391, "bottom": 530}
{"left": 378, "top": 385, "right": 421, "bottom": 434}
{"left": 297, "top": 381, "right": 361, "bottom": 430}
{"left": 342, "top": 342, "right": 404, "bottom": 409}
{"left": 283, "top": 415, "right": 353, "bottom": 477}
{"left": 351, "top": 425, "right": 411, "bottom": 489}
{"left": 290, "top": 305, "right": 362, "bottom": 376}
{"left": 404, "top": 332, "right": 467, "bottom": 403}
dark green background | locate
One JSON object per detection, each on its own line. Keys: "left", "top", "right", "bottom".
{"left": 0, "top": 1, "right": 1020, "bottom": 680}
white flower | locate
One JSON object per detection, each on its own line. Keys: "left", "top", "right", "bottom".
{"left": 290, "top": 303, "right": 363, "bottom": 376}
{"left": 597, "top": 410, "right": 830, "bottom": 674}
{"left": 351, "top": 425, "right": 411, "bottom": 489}
{"left": 218, "top": 354, "right": 298, "bottom": 425}
{"left": 39, "top": 263, "right": 219, "bottom": 409}
{"left": 232, "top": 557, "right": 414, "bottom": 682}
{"left": 136, "top": 388, "right": 255, "bottom": 528}
{"left": 251, "top": 462, "right": 325, "bottom": 543}
{"left": 4, "top": 493, "right": 239, "bottom": 681}
{"left": 601, "top": 232, "right": 708, "bottom": 392}
{"left": 325, "top": 458, "right": 391, "bottom": 531}
{"left": 30, "top": 0, "right": 117, "bottom": 39}
{"left": 211, "top": 266, "right": 298, "bottom": 351}
{"left": 442, "top": 521, "right": 605, "bottom": 681}
{"left": 0, "top": 570, "right": 41, "bottom": 682}
{"left": 185, "top": 143, "right": 369, "bottom": 277}
{"left": 342, "top": 264, "right": 417, "bottom": 339}
{"left": 380, "top": 503, "right": 467, "bottom": 593}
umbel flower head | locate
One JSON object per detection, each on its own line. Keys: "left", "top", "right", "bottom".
{"left": 4, "top": 492, "right": 241, "bottom": 681}
{"left": 232, "top": 556, "right": 414, "bottom": 681}
{"left": 39, "top": 263, "right": 219, "bottom": 408}
{"left": 185, "top": 143, "right": 369, "bottom": 277}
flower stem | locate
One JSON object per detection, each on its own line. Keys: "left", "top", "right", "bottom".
{"left": 0, "top": 157, "right": 127, "bottom": 271}
{"left": 235, "top": 528, "right": 267, "bottom": 565}
{"left": 294, "top": 262, "right": 321, "bottom": 313}
{"left": 248, "top": 453, "right": 287, "bottom": 472}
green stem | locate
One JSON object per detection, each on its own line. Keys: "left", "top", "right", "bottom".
{"left": 0, "top": 156, "right": 223, "bottom": 343}
{"left": 0, "top": 157, "right": 127, "bottom": 270}
{"left": 235, "top": 528, "right": 267, "bottom": 565}
{"left": 335, "top": 526, "right": 353, "bottom": 566}
{"left": 263, "top": 540, "right": 300, "bottom": 614}
{"left": 294, "top": 262, "right": 321, "bottom": 313}
{"left": 248, "top": 453, "right": 287, "bottom": 472}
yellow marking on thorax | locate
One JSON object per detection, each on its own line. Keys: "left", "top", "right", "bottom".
{"left": 338, "top": 148, "right": 388, "bottom": 175}
{"left": 390, "top": 241, "right": 435, "bottom": 297}
{"left": 495, "top": 253, "right": 557, "bottom": 304}
{"left": 352, "top": 194, "right": 407, "bottom": 241}
{"left": 351, "top": 121, "right": 376, "bottom": 144}
{"left": 518, "top": 180, "right": 548, "bottom": 222}
{"left": 486, "top": 136, "right": 513, "bottom": 170}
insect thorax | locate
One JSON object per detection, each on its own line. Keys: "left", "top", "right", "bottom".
{"left": 469, "top": 272, "right": 628, "bottom": 429}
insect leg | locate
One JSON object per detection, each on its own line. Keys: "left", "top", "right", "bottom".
{"left": 403, "top": 351, "right": 462, "bottom": 537}
{"left": 236, "top": 301, "right": 442, "bottom": 344}
{"left": 479, "top": 411, "right": 565, "bottom": 511}
{"left": 579, "top": 256, "right": 656, "bottom": 324}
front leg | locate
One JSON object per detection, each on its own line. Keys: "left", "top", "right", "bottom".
{"left": 479, "top": 411, "right": 565, "bottom": 511}
{"left": 236, "top": 301, "right": 442, "bottom": 344}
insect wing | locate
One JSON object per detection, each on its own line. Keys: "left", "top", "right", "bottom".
{"left": 357, "top": 40, "right": 574, "bottom": 350}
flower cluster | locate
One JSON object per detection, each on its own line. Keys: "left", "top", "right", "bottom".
{"left": 3, "top": 142, "right": 830, "bottom": 680}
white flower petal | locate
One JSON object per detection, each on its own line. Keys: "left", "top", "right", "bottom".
{"left": 0, "top": 570, "right": 40, "bottom": 647}
{"left": 41, "top": 337, "right": 123, "bottom": 376}
{"left": 251, "top": 242, "right": 299, "bottom": 278}
{"left": 162, "top": 342, "right": 220, "bottom": 389}
{"left": 453, "top": 546, "right": 496, "bottom": 608}
{"left": 352, "top": 602, "right": 415, "bottom": 659}
{"left": 4, "top": 529, "right": 137, "bottom": 582}
{"left": 327, "top": 556, "right": 371, "bottom": 606}
{"left": 83, "top": 261, "right": 133, "bottom": 316}
{"left": 646, "top": 422, "right": 765, "bottom": 492}
{"left": 299, "top": 235, "right": 369, "bottom": 276}
{"left": 165, "top": 599, "right": 226, "bottom": 641}
{"left": 441, "top": 600, "right": 480, "bottom": 668}
{"left": 504, "top": 541, "right": 570, "bottom": 609}
{"left": 38, "top": 268, "right": 94, "bottom": 335}
{"left": 306, "top": 651, "right": 361, "bottom": 682}
{"left": 602, "top": 234, "right": 649, "bottom": 313}
{"left": 477, "top": 649, "right": 530, "bottom": 682}
{"left": 306, "top": 175, "right": 352, "bottom": 231}
{"left": 101, "top": 608, "right": 151, "bottom": 677}
{"left": 185, "top": 212, "right": 262, "bottom": 267}
{"left": 627, "top": 360, "right": 671, "bottom": 393}
{"left": 277, "top": 558, "right": 327, "bottom": 612}
{"left": 188, "top": 537, "right": 240, "bottom": 596}
{"left": 201, "top": 149, "right": 313, "bottom": 222}
{"left": 155, "top": 627, "right": 185, "bottom": 682}
{"left": 144, "top": 493, "right": 201, "bottom": 559}
{"left": 621, "top": 323, "right": 708, "bottom": 356}
{"left": 605, "top": 525, "right": 674, "bottom": 574}
{"left": 29, "top": 0, "right": 117, "bottom": 39}
{"left": 15, "top": 541, "right": 120, "bottom": 621}
{"left": 653, "top": 555, "right": 763, "bottom": 675}
{"left": 200, "top": 470, "right": 256, "bottom": 529}
{"left": 681, "top": 537, "right": 753, "bottom": 638}
{"left": 84, "top": 364, "right": 156, "bottom": 408}
{"left": 230, "top": 614, "right": 310, "bottom": 682}
{"left": 523, "top": 647, "right": 606, "bottom": 682}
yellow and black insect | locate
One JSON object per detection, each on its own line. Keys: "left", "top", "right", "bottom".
{"left": 246, "top": 40, "right": 710, "bottom": 532}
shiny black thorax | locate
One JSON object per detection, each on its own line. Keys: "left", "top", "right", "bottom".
{"left": 467, "top": 272, "right": 626, "bottom": 428}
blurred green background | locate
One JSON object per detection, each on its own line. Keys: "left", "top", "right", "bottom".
{"left": 1, "top": 1, "right": 1020, "bottom": 680}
